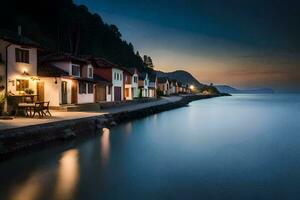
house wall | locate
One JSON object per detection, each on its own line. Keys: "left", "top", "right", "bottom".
{"left": 81, "top": 63, "right": 93, "bottom": 78}
{"left": 78, "top": 82, "right": 94, "bottom": 104}
{"left": 0, "top": 62, "right": 5, "bottom": 97}
{"left": 125, "top": 84, "right": 132, "bottom": 100}
{"left": 131, "top": 74, "right": 139, "bottom": 98}
{"left": 38, "top": 77, "right": 61, "bottom": 107}
{"left": 149, "top": 89, "right": 156, "bottom": 98}
{"left": 142, "top": 74, "right": 149, "bottom": 97}
{"left": 106, "top": 85, "right": 112, "bottom": 102}
{"left": 6, "top": 44, "right": 38, "bottom": 95}
{"left": 39, "top": 77, "right": 74, "bottom": 107}
{"left": 158, "top": 82, "right": 171, "bottom": 95}
{"left": 112, "top": 68, "right": 123, "bottom": 101}
{"left": 0, "top": 41, "right": 6, "bottom": 97}
{"left": 123, "top": 71, "right": 132, "bottom": 100}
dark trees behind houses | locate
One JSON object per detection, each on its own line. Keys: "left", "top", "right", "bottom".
{"left": 1, "top": 0, "right": 147, "bottom": 71}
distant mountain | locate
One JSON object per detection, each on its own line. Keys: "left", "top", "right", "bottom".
{"left": 216, "top": 85, "right": 274, "bottom": 94}
{"left": 215, "top": 85, "right": 241, "bottom": 93}
{"left": 156, "top": 70, "right": 204, "bottom": 89}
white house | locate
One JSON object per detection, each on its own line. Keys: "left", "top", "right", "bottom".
{"left": 0, "top": 29, "right": 40, "bottom": 112}
{"left": 138, "top": 72, "right": 149, "bottom": 97}
{"left": 169, "top": 80, "right": 178, "bottom": 94}
{"left": 148, "top": 74, "right": 157, "bottom": 98}
{"left": 38, "top": 54, "right": 96, "bottom": 107}
{"left": 131, "top": 68, "right": 139, "bottom": 98}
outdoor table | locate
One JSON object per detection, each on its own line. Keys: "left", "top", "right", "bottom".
{"left": 17, "top": 103, "right": 35, "bottom": 117}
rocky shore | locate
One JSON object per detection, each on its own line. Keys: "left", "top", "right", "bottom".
{"left": 0, "top": 94, "right": 229, "bottom": 159}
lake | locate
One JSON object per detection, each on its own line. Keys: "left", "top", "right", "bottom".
{"left": 1, "top": 94, "right": 300, "bottom": 200}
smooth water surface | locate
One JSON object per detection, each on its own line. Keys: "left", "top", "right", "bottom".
{"left": 1, "top": 94, "right": 300, "bottom": 200}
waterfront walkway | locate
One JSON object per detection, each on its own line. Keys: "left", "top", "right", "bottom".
{"left": 0, "top": 96, "right": 182, "bottom": 131}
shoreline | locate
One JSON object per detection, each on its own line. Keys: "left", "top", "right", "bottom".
{"left": 0, "top": 93, "right": 230, "bottom": 160}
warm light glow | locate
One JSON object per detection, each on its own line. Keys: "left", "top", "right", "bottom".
{"left": 23, "top": 68, "right": 29, "bottom": 76}
{"left": 10, "top": 174, "right": 42, "bottom": 200}
{"left": 53, "top": 149, "right": 79, "bottom": 200}
{"left": 101, "top": 128, "right": 110, "bottom": 165}
{"left": 190, "top": 85, "right": 195, "bottom": 90}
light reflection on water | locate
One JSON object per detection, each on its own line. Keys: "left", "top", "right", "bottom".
{"left": 101, "top": 128, "right": 110, "bottom": 165}
{"left": 53, "top": 149, "right": 79, "bottom": 200}
{"left": 1, "top": 94, "right": 300, "bottom": 200}
{"left": 10, "top": 171, "right": 43, "bottom": 200}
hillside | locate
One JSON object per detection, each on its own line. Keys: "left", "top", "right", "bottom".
{"left": 156, "top": 70, "right": 204, "bottom": 89}
{"left": 0, "top": 0, "right": 146, "bottom": 71}
{"left": 216, "top": 85, "right": 275, "bottom": 94}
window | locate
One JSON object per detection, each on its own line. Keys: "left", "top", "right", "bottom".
{"left": 88, "top": 83, "right": 93, "bottom": 94}
{"left": 117, "top": 73, "right": 119, "bottom": 80}
{"left": 133, "top": 76, "right": 138, "bottom": 83}
{"left": 72, "top": 64, "right": 80, "bottom": 77}
{"left": 108, "top": 86, "right": 111, "bottom": 95}
{"left": 79, "top": 81, "right": 86, "bottom": 94}
{"left": 15, "top": 48, "right": 29, "bottom": 63}
{"left": 88, "top": 67, "right": 93, "bottom": 78}
{"left": 16, "top": 79, "right": 29, "bottom": 91}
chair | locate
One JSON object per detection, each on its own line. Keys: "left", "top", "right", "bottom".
{"left": 32, "top": 102, "right": 44, "bottom": 118}
{"left": 42, "top": 101, "right": 52, "bottom": 117}
{"left": 15, "top": 103, "right": 29, "bottom": 117}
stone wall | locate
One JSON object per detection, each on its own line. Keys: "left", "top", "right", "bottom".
{"left": 0, "top": 94, "right": 229, "bottom": 159}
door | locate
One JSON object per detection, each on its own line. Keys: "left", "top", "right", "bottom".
{"left": 95, "top": 85, "right": 106, "bottom": 102}
{"left": 61, "top": 81, "right": 68, "bottom": 104}
{"left": 125, "top": 88, "right": 130, "bottom": 98}
{"left": 114, "top": 86, "right": 121, "bottom": 101}
{"left": 37, "top": 82, "right": 44, "bottom": 102}
{"left": 71, "top": 80, "right": 78, "bottom": 104}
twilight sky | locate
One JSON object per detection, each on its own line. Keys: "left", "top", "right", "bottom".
{"left": 75, "top": 0, "right": 300, "bottom": 92}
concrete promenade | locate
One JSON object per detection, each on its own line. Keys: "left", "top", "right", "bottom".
{"left": 0, "top": 96, "right": 182, "bottom": 131}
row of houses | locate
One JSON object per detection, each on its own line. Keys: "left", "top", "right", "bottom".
{"left": 157, "top": 77, "right": 191, "bottom": 96}
{"left": 0, "top": 29, "right": 191, "bottom": 111}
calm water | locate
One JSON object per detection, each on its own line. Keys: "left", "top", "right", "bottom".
{"left": 1, "top": 94, "right": 300, "bottom": 200}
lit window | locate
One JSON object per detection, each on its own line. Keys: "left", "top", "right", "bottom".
{"left": 16, "top": 79, "right": 29, "bottom": 91}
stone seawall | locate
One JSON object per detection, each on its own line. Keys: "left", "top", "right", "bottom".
{"left": 0, "top": 94, "right": 229, "bottom": 159}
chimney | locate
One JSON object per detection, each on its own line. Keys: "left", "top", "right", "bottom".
{"left": 18, "top": 25, "right": 22, "bottom": 36}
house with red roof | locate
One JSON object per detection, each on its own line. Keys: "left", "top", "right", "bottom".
{"left": 89, "top": 57, "right": 124, "bottom": 102}
{"left": 124, "top": 68, "right": 139, "bottom": 100}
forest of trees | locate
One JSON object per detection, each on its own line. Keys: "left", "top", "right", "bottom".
{"left": 1, "top": 0, "right": 149, "bottom": 71}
